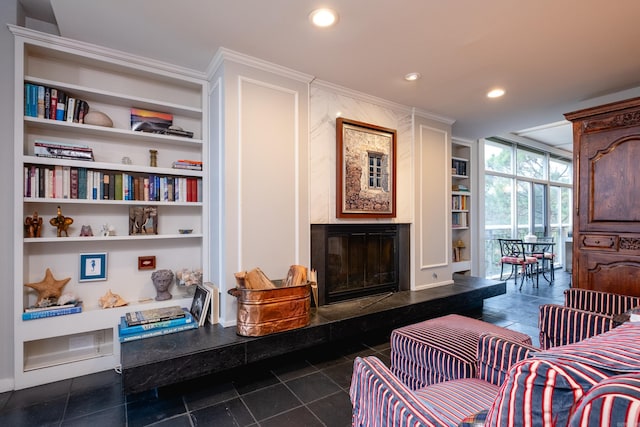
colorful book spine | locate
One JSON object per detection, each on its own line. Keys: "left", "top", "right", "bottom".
{"left": 22, "top": 304, "right": 82, "bottom": 320}
{"left": 119, "top": 322, "right": 197, "bottom": 343}
{"left": 118, "top": 311, "right": 194, "bottom": 336}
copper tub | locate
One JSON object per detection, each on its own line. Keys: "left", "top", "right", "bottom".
{"left": 228, "top": 281, "right": 311, "bottom": 337}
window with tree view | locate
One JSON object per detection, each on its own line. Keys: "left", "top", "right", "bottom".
{"left": 484, "top": 138, "right": 572, "bottom": 279}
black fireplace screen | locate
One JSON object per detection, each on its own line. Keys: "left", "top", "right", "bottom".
{"left": 326, "top": 227, "right": 398, "bottom": 303}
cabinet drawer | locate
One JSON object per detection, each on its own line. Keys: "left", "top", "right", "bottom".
{"left": 581, "top": 235, "right": 616, "bottom": 250}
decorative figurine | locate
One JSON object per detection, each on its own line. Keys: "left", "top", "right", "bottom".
{"left": 151, "top": 269, "right": 174, "bottom": 301}
{"left": 100, "top": 224, "right": 115, "bottom": 237}
{"left": 80, "top": 225, "right": 94, "bottom": 237}
{"left": 24, "top": 211, "right": 43, "bottom": 238}
{"left": 24, "top": 268, "right": 71, "bottom": 305}
{"left": 49, "top": 206, "right": 73, "bottom": 237}
{"left": 121, "top": 156, "right": 132, "bottom": 165}
{"left": 149, "top": 149, "right": 158, "bottom": 167}
{"left": 99, "top": 289, "right": 128, "bottom": 308}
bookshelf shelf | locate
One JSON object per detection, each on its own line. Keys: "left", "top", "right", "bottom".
{"left": 451, "top": 138, "right": 474, "bottom": 274}
{"left": 12, "top": 26, "right": 209, "bottom": 389}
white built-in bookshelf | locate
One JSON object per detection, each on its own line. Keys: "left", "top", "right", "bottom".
{"left": 11, "top": 25, "right": 209, "bottom": 389}
{"left": 451, "top": 138, "right": 473, "bottom": 274}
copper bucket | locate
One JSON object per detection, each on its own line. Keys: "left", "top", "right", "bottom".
{"left": 228, "top": 281, "right": 311, "bottom": 337}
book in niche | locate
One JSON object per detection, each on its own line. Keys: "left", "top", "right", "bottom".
{"left": 130, "top": 108, "right": 173, "bottom": 134}
{"left": 125, "top": 305, "right": 185, "bottom": 327}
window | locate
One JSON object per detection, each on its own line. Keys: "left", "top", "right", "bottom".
{"left": 368, "top": 153, "right": 384, "bottom": 189}
{"left": 483, "top": 138, "right": 572, "bottom": 279}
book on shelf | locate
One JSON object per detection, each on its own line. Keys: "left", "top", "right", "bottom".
{"left": 119, "top": 321, "right": 198, "bottom": 343}
{"left": 201, "top": 282, "right": 219, "bottom": 325}
{"left": 118, "top": 309, "right": 194, "bottom": 336}
{"left": 125, "top": 305, "right": 185, "bottom": 327}
{"left": 22, "top": 302, "right": 82, "bottom": 320}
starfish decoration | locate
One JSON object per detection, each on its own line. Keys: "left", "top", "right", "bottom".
{"left": 24, "top": 268, "right": 71, "bottom": 305}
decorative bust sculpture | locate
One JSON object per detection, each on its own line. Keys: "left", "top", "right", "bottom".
{"left": 151, "top": 269, "right": 174, "bottom": 301}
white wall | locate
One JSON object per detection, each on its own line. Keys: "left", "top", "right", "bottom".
{"left": 309, "top": 81, "right": 413, "bottom": 224}
{"left": 0, "top": 1, "right": 19, "bottom": 391}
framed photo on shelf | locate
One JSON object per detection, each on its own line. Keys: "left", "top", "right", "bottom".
{"left": 79, "top": 252, "right": 107, "bottom": 282}
{"left": 336, "top": 117, "right": 397, "bottom": 218}
{"left": 189, "top": 284, "right": 211, "bottom": 326}
{"left": 137, "top": 256, "right": 156, "bottom": 270}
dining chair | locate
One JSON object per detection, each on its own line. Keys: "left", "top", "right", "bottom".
{"left": 530, "top": 237, "right": 555, "bottom": 282}
{"left": 498, "top": 238, "right": 539, "bottom": 289}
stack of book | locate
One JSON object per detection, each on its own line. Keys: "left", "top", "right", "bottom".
{"left": 119, "top": 306, "right": 197, "bottom": 342}
{"left": 34, "top": 139, "right": 94, "bottom": 161}
{"left": 22, "top": 301, "right": 82, "bottom": 321}
{"left": 172, "top": 159, "right": 202, "bottom": 171}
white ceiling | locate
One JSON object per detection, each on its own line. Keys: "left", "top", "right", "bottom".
{"left": 18, "top": 0, "right": 640, "bottom": 153}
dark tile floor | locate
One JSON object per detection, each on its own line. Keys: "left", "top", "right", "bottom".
{"left": 0, "top": 270, "right": 570, "bottom": 426}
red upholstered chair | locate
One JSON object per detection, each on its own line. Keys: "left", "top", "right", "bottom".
{"left": 498, "top": 238, "right": 538, "bottom": 289}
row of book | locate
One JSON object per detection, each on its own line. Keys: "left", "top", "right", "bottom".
{"left": 24, "top": 83, "right": 89, "bottom": 123}
{"left": 451, "top": 194, "right": 469, "bottom": 210}
{"left": 452, "top": 159, "right": 468, "bottom": 177}
{"left": 24, "top": 165, "right": 202, "bottom": 202}
{"left": 452, "top": 211, "right": 469, "bottom": 228}
{"left": 22, "top": 301, "right": 82, "bottom": 321}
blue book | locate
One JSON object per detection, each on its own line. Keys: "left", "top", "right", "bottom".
{"left": 77, "top": 168, "right": 87, "bottom": 199}
{"left": 119, "top": 321, "right": 198, "bottom": 343}
{"left": 118, "top": 309, "right": 194, "bottom": 336}
{"left": 22, "top": 303, "right": 82, "bottom": 320}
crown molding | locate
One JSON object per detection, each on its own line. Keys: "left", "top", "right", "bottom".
{"left": 8, "top": 24, "right": 207, "bottom": 82}
{"left": 207, "top": 47, "right": 314, "bottom": 84}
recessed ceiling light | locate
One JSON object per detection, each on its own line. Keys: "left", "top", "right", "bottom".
{"left": 487, "top": 88, "right": 505, "bottom": 98}
{"left": 404, "top": 72, "right": 421, "bottom": 81}
{"left": 309, "top": 8, "right": 338, "bottom": 27}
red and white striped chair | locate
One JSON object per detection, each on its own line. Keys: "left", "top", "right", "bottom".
{"left": 350, "top": 323, "right": 640, "bottom": 427}
{"left": 538, "top": 287, "right": 640, "bottom": 349}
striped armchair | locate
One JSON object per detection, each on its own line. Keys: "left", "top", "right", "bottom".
{"left": 539, "top": 288, "right": 640, "bottom": 349}
{"left": 350, "top": 323, "right": 640, "bottom": 427}
{"left": 350, "top": 332, "right": 537, "bottom": 426}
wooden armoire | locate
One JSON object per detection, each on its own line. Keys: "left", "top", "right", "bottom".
{"left": 565, "top": 97, "right": 640, "bottom": 297}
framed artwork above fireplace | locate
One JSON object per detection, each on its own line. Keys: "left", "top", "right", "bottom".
{"left": 336, "top": 118, "right": 397, "bottom": 218}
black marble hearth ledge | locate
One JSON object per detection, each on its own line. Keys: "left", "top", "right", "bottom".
{"left": 120, "top": 275, "right": 505, "bottom": 394}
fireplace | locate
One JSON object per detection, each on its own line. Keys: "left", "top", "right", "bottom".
{"left": 311, "top": 224, "right": 410, "bottom": 305}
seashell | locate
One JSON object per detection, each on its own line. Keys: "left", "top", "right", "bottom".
{"left": 84, "top": 111, "right": 113, "bottom": 127}
{"left": 99, "top": 289, "right": 128, "bottom": 308}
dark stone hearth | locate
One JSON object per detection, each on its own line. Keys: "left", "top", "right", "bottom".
{"left": 120, "top": 275, "right": 505, "bottom": 394}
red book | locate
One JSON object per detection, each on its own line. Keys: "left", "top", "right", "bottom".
{"left": 187, "top": 178, "right": 196, "bottom": 202}
{"left": 50, "top": 89, "right": 58, "bottom": 120}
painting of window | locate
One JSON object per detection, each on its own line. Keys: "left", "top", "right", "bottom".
{"left": 336, "top": 118, "right": 396, "bottom": 218}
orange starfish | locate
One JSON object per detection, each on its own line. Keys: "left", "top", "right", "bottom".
{"left": 24, "top": 268, "right": 71, "bottom": 305}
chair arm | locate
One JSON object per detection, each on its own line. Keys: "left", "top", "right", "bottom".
{"left": 568, "top": 373, "right": 640, "bottom": 426}
{"left": 350, "top": 356, "right": 445, "bottom": 427}
{"left": 564, "top": 288, "right": 640, "bottom": 315}
{"left": 538, "top": 304, "right": 615, "bottom": 350}
{"left": 476, "top": 332, "right": 538, "bottom": 386}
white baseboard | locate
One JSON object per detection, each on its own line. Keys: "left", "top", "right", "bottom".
{"left": 0, "top": 377, "right": 14, "bottom": 393}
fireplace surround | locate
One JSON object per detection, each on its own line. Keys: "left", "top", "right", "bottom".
{"left": 310, "top": 224, "right": 410, "bottom": 305}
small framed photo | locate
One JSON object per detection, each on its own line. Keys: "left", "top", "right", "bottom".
{"left": 79, "top": 252, "right": 107, "bottom": 282}
{"left": 190, "top": 284, "right": 211, "bottom": 327}
{"left": 138, "top": 255, "right": 156, "bottom": 270}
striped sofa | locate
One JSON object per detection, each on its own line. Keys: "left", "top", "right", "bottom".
{"left": 539, "top": 288, "right": 640, "bottom": 349}
{"left": 350, "top": 322, "right": 640, "bottom": 427}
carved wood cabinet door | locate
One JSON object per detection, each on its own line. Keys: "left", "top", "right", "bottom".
{"left": 566, "top": 97, "right": 640, "bottom": 296}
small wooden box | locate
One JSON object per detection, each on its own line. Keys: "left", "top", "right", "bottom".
{"left": 229, "top": 281, "right": 311, "bottom": 337}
